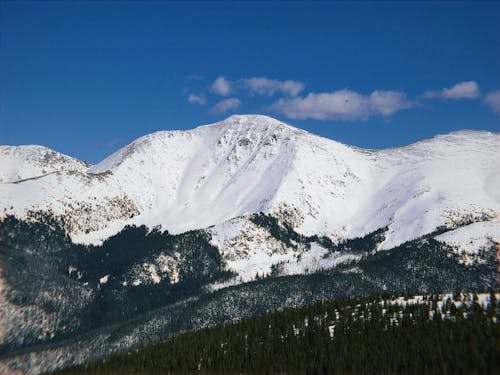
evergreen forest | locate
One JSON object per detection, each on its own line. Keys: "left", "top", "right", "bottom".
{"left": 52, "top": 292, "right": 500, "bottom": 375}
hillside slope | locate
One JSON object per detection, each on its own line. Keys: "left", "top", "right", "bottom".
{"left": 1, "top": 115, "right": 499, "bottom": 374}
{"left": 1, "top": 115, "right": 499, "bottom": 251}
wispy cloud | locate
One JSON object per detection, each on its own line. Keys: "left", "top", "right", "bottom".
{"left": 241, "top": 77, "right": 304, "bottom": 97}
{"left": 484, "top": 90, "right": 500, "bottom": 114}
{"left": 211, "top": 98, "right": 241, "bottom": 114}
{"left": 422, "top": 81, "right": 480, "bottom": 99}
{"left": 202, "top": 77, "right": 492, "bottom": 121}
{"left": 187, "top": 93, "right": 206, "bottom": 105}
{"left": 210, "top": 76, "right": 304, "bottom": 97}
{"left": 211, "top": 76, "right": 232, "bottom": 96}
{"left": 270, "top": 89, "right": 412, "bottom": 120}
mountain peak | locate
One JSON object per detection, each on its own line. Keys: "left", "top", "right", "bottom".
{"left": 200, "top": 114, "right": 301, "bottom": 134}
{"left": 220, "top": 114, "right": 286, "bottom": 126}
{"left": 89, "top": 115, "right": 301, "bottom": 174}
{"left": 2, "top": 116, "right": 498, "bottom": 252}
{"left": 0, "top": 145, "right": 89, "bottom": 183}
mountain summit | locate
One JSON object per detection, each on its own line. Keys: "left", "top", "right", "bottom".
{"left": 1, "top": 115, "right": 498, "bottom": 250}
{"left": 1, "top": 115, "right": 499, "bottom": 374}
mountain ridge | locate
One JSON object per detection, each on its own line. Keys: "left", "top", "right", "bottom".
{"left": 1, "top": 115, "right": 499, "bottom": 253}
{"left": 3, "top": 122, "right": 498, "bottom": 176}
{"left": 1, "top": 116, "right": 499, "bottom": 373}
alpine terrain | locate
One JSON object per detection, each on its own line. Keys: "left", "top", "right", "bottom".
{"left": 1, "top": 115, "right": 499, "bottom": 374}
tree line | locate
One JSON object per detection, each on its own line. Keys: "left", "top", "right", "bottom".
{"left": 52, "top": 292, "right": 500, "bottom": 375}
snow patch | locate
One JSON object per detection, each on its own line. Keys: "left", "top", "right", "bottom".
{"left": 435, "top": 220, "right": 500, "bottom": 253}
{"left": 435, "top": 220, "right": 500, "bottom": 263}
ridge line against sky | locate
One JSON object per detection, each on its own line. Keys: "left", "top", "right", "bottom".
{"left": 4, "top": 115, "right": 497, "bottom": 167}
{"left": 1, "top": 1, "right": 499, "bottom": 163}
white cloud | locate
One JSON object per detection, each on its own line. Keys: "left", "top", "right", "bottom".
{"left": 484, "top": 90, "right": 500, "bottom": 114}
{"left": 369, "top": 90, "right": 412, "bottom": 116}
{"left": 187, "top": 94, "right": 206, "bottom": 105}
{"left": 270, "top": 89, "right": 412, "bottom": 120}
{"left": 210, "top": 76, "right": 305, "bottom": 97}
{"left": 423, "top": 81, "right": 480, "bottom": 99}
{"left": 211, "top": 76, "right": 232, "bottom": 96}
{"left": 211, "top": 98, "right": 241, "bottom": 114}
{"left": 241, "top": 77, "right": 304, "bottom": 97}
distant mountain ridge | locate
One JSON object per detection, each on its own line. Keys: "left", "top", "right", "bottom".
{"left": 0, "top": 115, "right": 499, "bottom": 374}
{"left": 1, "top": 115, "right": 499, "bottom": 248}
{"left": 1, "top": 114, "right": 499, "bottom": 284}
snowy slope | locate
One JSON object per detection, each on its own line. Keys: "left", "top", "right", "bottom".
{"left": 434, "top": 219, "right": 500, "bottom": 264}
{"left": 2, "top": 116, "right": 499, "bottom": 375}
{"left": 368, "top": 131, "right": 500, "bottom": 249}
{"left": 1, "top": 115, "right": 499, "bottom": 253}
{"left": 0, "top": 145, "right": 89, "bottom": 183}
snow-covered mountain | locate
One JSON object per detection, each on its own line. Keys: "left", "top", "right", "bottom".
{"left": 1, "top": 114, "right": 500, "bottom": 285}
{"left": 2, "top": 115, "right": 499, "bottom": 374}
{"left": 2, "top": 115, "right": 499, "bottom": 250}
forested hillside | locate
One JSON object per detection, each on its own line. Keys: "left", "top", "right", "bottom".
{"left": 53, "top": 292, "right": 500, "bottom": 375}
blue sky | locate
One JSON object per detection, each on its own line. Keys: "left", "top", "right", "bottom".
{"left": 1, "top": 1, "right": 499, "bottom": 163}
